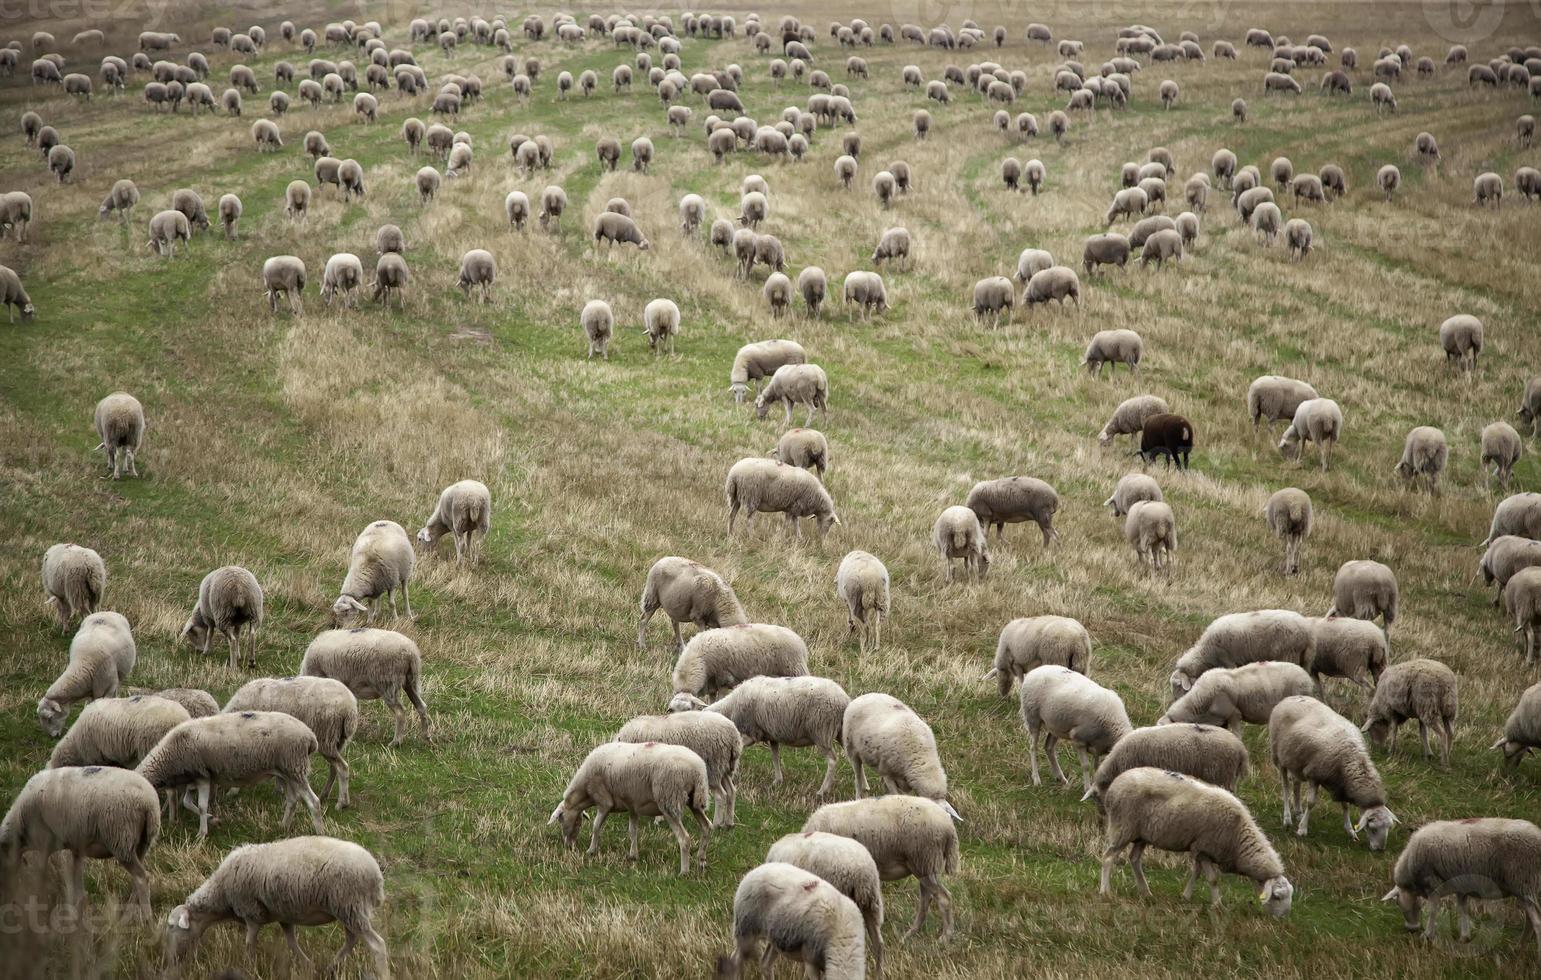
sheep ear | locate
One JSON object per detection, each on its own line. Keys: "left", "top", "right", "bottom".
{"left": 547, "top": 804, "right": 564, "bottom": 825}
{"left": 938, "top": 800, "right": 962, "bottom": 822}
{"left": 1381, "top": 888, "right": 1399, "bottom": 902}
{"left": 169, "top": 905, "right": 190, "bottom": 930}
{"left": 1258, "top": 885, "right": 1271, "bottom": 903}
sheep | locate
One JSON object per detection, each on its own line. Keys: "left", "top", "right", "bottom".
{"left": 1016, "top": 266, "right": 1081, "bottom": 313}
{"left": 725, "top": 456, "right": 839, "bottom": 541}
{"left": 1099, "top": 395, "right": 1169, "bottom": 447}
{"left": 1269, "top": 696, "right": 1395, "bottom": 848}
{"left": 48, "top": 694, "right": 191, "bottom": 770}
{"left": 1105, "top": 186, "right": 1148, "bottom": 224}
{"left": 833, "top": 551, "right": 889, "bottom": 652}
{"left": 370, "top": 252, "right": 409, "bottom": 309}
{"left": 38, "top": 612, "right": 137, "bottom": 737}
{"left": 932, "top": 505, "right": 989, "bottom": 582}
{"left": 316, "top": 253, "right": 364, "bottom": 308}
{"left": 755, "top": 363, "right": 828, "bottom": 428}
{"left": 0, "top": 190, "right": 33, "bottom": 242}
{"left": 223, "top": 677, "right": 358, "bottom": 809}
{"left": 46, "top": 143, "right": 74, "bottom": 182}
{"left": 774, "top": 428, "right": 829, "bottom": 482}
{"left": 1278, "top": 398, "right": 1343, "bottom": 471}
{"left": 85, "top": 390, "right": 148, "bottom": 484}
{"left": 1519, "top": 380, "right": 1541, "bottom": 437}
{"left": 336, "top": 159, "right": 365, "bottom": 200}
{"left": 97, "top": 178, "right": 140, "bottom": 225}
{"left": 716, "top": 862, "right": 865, "bottom": 979}
{"left": 452, "top": 249, "right": 495, "bottom": 303}
{"left": 165, "top": 836, "right": 387, "bottom": 976}
{"left": 1081, "top": 234, "right": 1130, "bottom": 275}
{"left": 1018, "top": 665, "right": 1131, "bottom": 792}
{"left": 282, "top": 180, "right": 311, "bottom": 223}
{"left": 1084, "top": 724, "right": 1249, "bottom": 808}
{"left": 40, "top": 543, "right": 105, "bottom": 636}
{"left": 136, "top": 710, "right": 321, "bottom": 838}
{"left": 672, "top": 622, "right": 810, "bottom": 702}
{"left": 1479, "top": 535, "right": 1541, "bottom": 605}
{"left": 1283, "top": 218, "right": 1313, "bottom": 261}
{"left": 1474, "top": 172, "right": 1504, "bottom": 208}
{"left": 1384, "top": 818, "right": 1541, "bottom": 952}
{"left": 146, "top": 209, "right": 191, "bottom": 257}
{"left": 593, "top": 212, "right": 651, "bottom": 252}
{"left": 616, "top": 710, "right": 741, "bottom": 828}
{"left": 1362, "top": 659, "right": 1457, "bottom": 763}
{"left": 539, "top": 185, "right": 568, "bottom": 231}
{"left": 1169, "top": 609, "right": 1316, "bottom": 697}
{"left": 179, "top": 565, "right": 263, "bottom": 670}
{"left": 1136, "top": 413, "right": 1193, "bottom": 469}
{"left": 763, "top": 273, "right": 795, "bottom": 318}
{"left": 870, "top": 227, "right": 911, "bottom": 269}
{"left": 412, "top": 479, "right": 491, "bottom": 565}
{"left": 1264, "top": 488, "right": 1314, "bottom": 576}
{"left": 1125, "top": 500, "right": 1177, "bottom": 573}
{"left": 843, "top": 270, "right": 889, "bottom": 318}
{"left": 842, "top": 692, "right": 956, "bottom": 807}
{"left": 1377, "top": 164, "right": 1401, "bottom": 201}
{"left": 1439, "top": 314, "right": 1483, "bottom": 371}
{"left": 414, "top": 165, "right": 441, "bottom": 204}
{"left": 1128, "top": 216, "right": 1175, "bottom": 252}
{"left": 1023, "top": 159, "right": 1046, "bottom": 194}
{"left": 1395, "top": 426, "right": 1449, "bottom": 494}
{"left": 971, "top": 276, "right": 1014, "bottom": 326}
{"left": 1494, "top": 682, "right": 1541, "bottom": 770}
{"left": 798, "top": 267, "right": 828, "bottom": 316}
{"left": 966, "top": 476, "right": 1059, "bottom": 548}
{"left": 730, "top": 340, "right": 806, "bottom": 403}
{"left": 549, "top": 741, "right": 710, "bottom": 875}
{"left": 1236, "top": 186, "right": 1275, "bottom": 226}
{"left": 1161, "top": 661, "right": 1315, "bottom": 731}
{"left": 262, "top": 256, "right": 306, "bottom": 315}
{"left": 1506, "top": 567, "right": 1541, "bottom": 665}
{"left": 1099, "top": 768, "right": 1294, "bottom": 916}
{"left": 1369, "top": 82, "right": 1398, "bottom": 112}
{"left": 1104, "top": 473, "right": 1162, "bottom": 519}
{"left": 0, "top": 766, "right": 159, "bottom": 916}
{"left": 300, "top": 627, "right": 428, "bottom": 745}
{"left": 637, "top": 557, "right": 748, "bottom": 654}
{"left": 1248, "top": 377, "right": 1319, "bottom": 436}
{"left": 332, "top": 520, "right": 414, "bottom": 626}
{"left": 760, "top": 838, "right": 881, "bottom": 976}
{"left": 1081, "top": 329, "right": 1142, "bottom": 377}
{"left": 674, "top": 673, "right": 849, "bottom": 795}
{"left": 208, "top": 193, "right": 241, "bottom": 241}
{"left": 1482, "top": 422, "right": 1524, "bottom": 490}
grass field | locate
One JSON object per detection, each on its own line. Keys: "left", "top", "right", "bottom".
{"left": 3, "top": 1, "right": 1541, "bottom": 976}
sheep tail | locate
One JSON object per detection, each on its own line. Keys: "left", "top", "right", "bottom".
{"left": 135, "top": 803, "right": 157, "bottom": 860}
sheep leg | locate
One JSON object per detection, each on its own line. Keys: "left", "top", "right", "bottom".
{"left": 1181, "top": 855, "right": 1200, "bottom": 900}
{"left": 722, "top": 772, "right": 736, "bottom": 826}
{"left": 1423, "top": 895, "right": 1443, "bottom": 940}
{"left": 1128, "top": 843, "right": 1151, "bottom": 897}
{"left": 769, "top": 743, "right": 784, "bottom": 785}
{"left": 1075, "top": 745, "right": 1095, "bottom": 794}
{"left": 1439, "top": 718, "right": 1453, "bottom": 766}
{"left": 903, "top": 880, "right": 933, "bottom": 939}
{"left": 670, "top": 619, "right": 683, "bottom": 653}
{"left": 1203, "top": 860, "right": 1221, "bottom": 906}
{"left": 691, "top": 802, "right": 711, "bottom": 869}
{"left": 63, "top": 851, "right": 85, "bottom": 912}
{"left": 586, "top": 806, "right": 610, "bottom": 856}
{"left": 626, "top": 814, "right": 639, "bottom": 860}
{"left": 726, "top": 500, "right": 740, "bottom": 535}
{"left": 407, "top": 684, "right": 432, "bottom": 741}
{"left": 1418, "top": 721, "right": 1432, "bottom": 760}
{"left": 1028, "top": 727, "right": 1043, "bottom": 786}
{"left": 851, "top": 755, "right": 866, "bottom": 798}
{"left": 385, "top": 693, "right": 409, "bottom": 746}
{"left": 1280, "top": 771, "right": 1293, "bottom": 827}
{"left": 816, "top": 746, "right": 839, "bottom": 797}
{"left": 194, "top": 780, "right": 213, "bottom": 839}
{"left": 281, "top": 924, "right": 314, "bottom": 970}
{"left": 227, "top": 630, "right": 240, "bottom": 671}
{"left": 124, "top": 852, "right": 151, "bottom": 918}
{"left": 1522, "top": 897, "right": 1541, "bottom": 956}
{"left": 663, "top": 811, "right": 693, "bottom": 875}
{"left": 1296, "top": 784, "right": 1316, "bottom": 836}
{"left": 1456, "top": 896, "right": 1473, "bottom": 942}
{"left": 327, "top": 929, "right": 360, "bottom": 976}
{"left": 1099, "top": 846, "right": 1123, "bottom": 895}
{"left": 1045, "top": 734, "right": 1070, "bottom": 785}
{"left": 873, "top": 612, "right": 882, "bottom": 651}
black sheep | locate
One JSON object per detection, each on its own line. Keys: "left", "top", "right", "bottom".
{"left": 1136, "top": 413, "right": 1194, "bottom": 469}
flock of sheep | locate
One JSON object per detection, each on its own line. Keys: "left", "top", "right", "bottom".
{"left": 6, "top": 7, "right": 1541, "bottom": 978}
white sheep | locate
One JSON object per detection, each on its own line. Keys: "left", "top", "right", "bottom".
{"left": 842, "top": 693, "right": 958, "bottom": 816}
{"left": 933, "top": 505, "right": 989, "bottom": 581}
{"left": 166, "top": 836, "right": 388, "bottom": 976}
{"left": 223, "top": 677, "right": 359, "bottom": 809}
{"left": 1384, "top": 818, "right": 1541, "bottom": 951}
{"left": 1483, "top": 493, "right": 1541, "bottom": 547}
{"left": 1308, "top": 616, "right": 1389, "bottom": 693}
{"left": 725, "top": 457, "right": 839, "bottom": 540}
{"left": 1481, "top": 421, "right": 1523, "bottom": 490}
{"left": 1103, "top": 473, "right": 1162, "bottom": 518}
{"left": 716, "top": 862, "right": 866, "bottom": 979}
{"left": 41, "top": 542, "right": 105, "bottom": 631}
{"left": 615, "top": 710, "right": 742, "bottom": 827}
{"left": 1326, "top": 559, "right": 1398, "bottom": 632}
{"left": 1, "top": 765, "right": 160, "bottom": 916}
{"left": 416, "top": 479, "right": 491, "bottom": 563}
{"left": 320, "top": 253, "right": 364, "bottom": 307}
{"left": 262, "top": 255, "right": 306, "bottom": 314}
{"left": 301, "top": 628, "right": 430, "bottom": 745}
{"left": 763, "top": 833, "right": 883, "bottom": 975}
{"left": 93, "top": 390, "right": 145, "bottom": 480}
{"left": 835, "top": 550, "right": 889, "bottom": 652}
{"left": 773, "top": 427, "right": 829, "bottom": 480}
{"left": 549, "top": 741, "right": 711, "bottom": 875}
{"left": 985, "top": 615, "right": 1091, "bottom": 696}
{"left": 803, "top": 796, "right": 960, "bottom": 940}
{"left": 729, "top": 339, "right": 807, "bottom": 404}
{"left": 755, "top": 363, "right": 828, "bottom": 427}
{"left": 643, "top": 298, "right": 681, "bottom": 356}
{"left": 1019, "top": 665, "right": 1132, "bottom": 792}
{"left": 1084, "top": 723, "right": 1249, "bottom": 807}
{"left": 1277, "top": 398, "right": 1342, "bottom": 470}
{"left": 1082, "top": 329, "right": 1143, "bottom": 376}
{"left": 1160, "top": 661, "right": 1316, "bottom": 731}
{"left": 1394, "top": 425, "right": 1448, "bottom": 495}
{"left": 456, "top": 249, "right": 496, "bottom": 301}
{"left": 637, "top": 556, "right": 747, "bottom": 653}
{"left": 1269, "top": 696, "right": 1395, "bottom": 849}
{"left": 47, "top": 694, "right": 191, "bottom": 769}
{"left": 181, "top": 565, "right": 263, "bottom": 669}
{"left": 965, "top": 476, "right": 1059, "bottom": 546}
{"left": 669, "top": 675, "right": 850, "bottom": 797}
{"left": 1169, "top": 609, "right": 1316, "bottom": 697}
{"left": 1493, "top": 682, "right": 1541, "bottom": 772}
{"left": 1247, "top": 375, "right": 1318, "bottom": 432}
{"left": 1097, "top": 395, "right": 1170, "bottom": 446}
{"left": 332, "top": 520, "right": 414, "bottom": 625}
{"left": 135, "top": 710, "right": 322, "bottom": 839}
{"left": 581, "top": 299, "right": 614, "bottom": 359}
{"left": 1361, "top": 658, "right": 1457, "bottom": 764}
{"left": 672, "top": 623, "right": 810, "bottom": 700}
{"left": 1099, "top": 767, "right": 1294, "bottom": 915}
{"left": 1263, "top": 487, "right": 1313, "bottom": 575}
{"left": 38, "top": 611, "right": 137, "bottom": 736}
{"left": 1124, "top": 499, "right": 1176, "bottom": 573}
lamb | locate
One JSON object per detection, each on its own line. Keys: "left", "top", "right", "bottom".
{"left": 1361, "top": 659, "right": 1457, "bottom": 764}
{"left": 835, "top": 551, "right": 888, "bottom": 652}
{"left": 965, "top": 476, "right": 1059, "bottom": 548}
{"left": 135, "top": 710, "right": 322, "bottom": 838}
{"left": 262, "top": 255, "right": 306, "bottom": 314}
{"left": 217, "top": 193, "right": 242, "bottom": 239}
{"left": 1125, "top": 500, "right": 1177, "bottom": 573}
{"left": 371, "top": 253, "right": 409, "bottom": 308}
{"left": 672, "top": 623, "right": 810, "bottom": 701}
{"left": 755, "top": 363, "right": 829, "bottom": 428}
{"left": 1264, "top": 488, "right": 1313, "bottom": 576}
{"left": 580, "top": 299, "right": 614, "bottom": 359}
{"left": 332, "top": 520, "right": 414, "bottom": 625}
{"left": 1249, "top": 376, "right": 1319, "bottom": 433}
{"left": 593, "top": 212, "right": 651, "bottom": 252}
{"left": 1269, "top": 696, "right": 1395, "bottom": 848}
{"left": 1099, "top": 767, "right": 1294, "bottom": 916}
{"left": 797, "top": 267, "right": 827, "bottom": 316}
{"left": 38, "top": 612, "right": 137, "bottom": 737}
{"left": 638, "top": 557, "right": 748, "bottom": 652}
{"left": 1104, "top": 473, "right": 1162, "bottom": 518}
{"left": 415, "top": 479, "right": 491, "bottom": 564}
{"left": 1082, "top": 329, "right": 1142, "bottom": 376}
{"left": 98, "top": 179, "right": 140, "bottom": 224}
{"left": 48, "top": 694, "right": 190, "bottom": 770}
{"left": 549, "top": 741, "right": 711, "bottom": 875}
{"left": 1023, "top": 266, "right": 1081, "bottom": 308}
{"left": 1493, "top": 682, "right": 1541, "bottom": 770}
{"left": 843, "top": 271, "right": 889, "bottom": 317}
{"left": 165, "top": 836, "right": 387, "bottom": 976}
{"left": 932, "top": 505, "right": 990, "bottom": 582}
{"left": 716, "top": 862, "right": 866, "bottom": 979}
{"left": 760, "top": 837, "right": 881, "bottom": 976}
{"left": 1082, "top": 233, "right": 1130, "bottom": 275}
{"left": 1098, "top": 395, "right": 1170, "bottom": 447}
{"left": 1384, "top": 818, "right": 1541, "bottom": 951}
{"left": 89, "top": 390, "right": 145, "bottom": 481}
{"left": 181, "top": 565, "right": 263, "bottom": 669}
{"left": 1482, "top": 421, "right": 1524, "bottom": 489}
{"left": 0, "top": 766, "right": 159, "bottom": 916}
{"left": 1506, "top": 566, "right": 1541, "bottom": 664}
{"left": 616, "top": 710, "right": 742, "bottom": 827}
{"left": 1395, "top": 426, "right": 1448, "bottom": 494}
{"left": 870, "top": 227, "right": 911, "bottom": 269}
{"left": 1168, "top": 609, "right": 1314, "bottom": 697}
{"left": 805, "top": 795, "right": 959, "bottom": 940}
{"left": 223, "top": 677, "right": 359, "bottom": 809}
{"left": 972, "top": 276, "right": 1014, "bottom": 326}
{"left": 456, "top": 249, "right": 495, "bottom": 302}
{"left": 1136, "top": 413, "right": 1194, "bottom": 469}
{"left": 729, "top": 339, "right": 807, "bottom": 403}
{"left": 1278, "top": 398, "right": 1343, "bottom": 471}
{"left": 1019, "top": 666, "right": 1132, "bottom": 792}
{"left": 301, "top": 628, "right": 430, "bottom": 745}
{"left": 1084, "top": 724, "right": 1249, "bottom": 808}
{"left": 146, "top": 209, "right": 191, "bottom": 257}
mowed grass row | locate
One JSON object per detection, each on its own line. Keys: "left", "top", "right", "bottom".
{"left": 2, "top": 1, "right": 1541, "bottom": 976}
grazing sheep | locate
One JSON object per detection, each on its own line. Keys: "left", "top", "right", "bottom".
{"left": 1019, "top": 666, "right": 1131, "bottom": 791}
{"left": 1249, "top": 376, "right": 1319, "bottom": 433}
{"left": 1437, "top": 314, "right": 1484, "bottom": 372}
{"left": 842, "top": 693, "right": 957, "bottom": 813}
{"left": 416, "top": 479, "right": 491, "bottom": 563}
{"left": 616, "top": 711, "right": 741, "bottom": 828}
{"left": 1284, "top": 219, "right": 1313, "bottom": 260}
{"left": 332, "top": 520, "right": 414, "bottom": 626}
{"left": 1023, "top": 266, "right": 1081, "bottom": 308}
{"left": 223, "top": 677, "right": 358, "bottom": 809}
{"left": 1105, "top": 187, "right": 1148, "bottom": 224}
{"left": 550, "top": 741, "right": 711, "bottom": 875}
{"left": 1085, "top": 724, "right": 1248, "bottom": 808}
{"left": 319, "top": 253, "right": 364, "bottom": 308}
{"left": 933, "top": 506, "right": 989, "bottom": 581}
{"left": 1099, "top": 395, "right": 1170, "bottom": 446}
{"left": 1482, "top": 421, "right": 1524, "bottom": 489}
{"left": 1478, "top": 535, "right": 1541, "bottom": 605}
{"left": 1015, "top": 248, "right": 1054, "bottom": 287}
{"left": 48, "top": 695, "right": 191, "bottom": 770}
{"left": 1136, "top": 413, "right": 1193, "bottom": 469}
{"left": 729, "top": 340, "right": 806, "bottom": 404}
{"left": 1264, "top": 71, "right": 1302, "bottom": 94}
{"left": 1362, "top": 659, "right": 1457, "bottom": 763}
{"left": 774, "top": 427, "right": 829, "bottom": 480}
{"left": 1099, "top": 768, "right": 1294, "bottom": 916}
{"left": 216, "top": 193, "right": 241, "bottom": 239}
{"left": 539, "top": 186, "right": 567, "bottom": 231}
{"left": 1269, "top": 696, "right": 1395, "bottom": 848}
{"left": 98, "top": 179, "right": 140, "bottom": 224}
{"left": 966, "top": 476, "right": 1059, "bottom": 546}
{"left": 262, "top": 256, "right": 306, "bottom": 314}
{"left": 41, "top": 543, "right": 105, "bottom": 632}
{"left": 763, "top": 273, "right": 794, "bottom": 318}
{"left": 797, "top": 267, "right": 828, "bottom": 317}
{"left": 1161, "top": 661, "right": 1316, "bottom": 731}
{"left": 0, "top": 190, "right": 33, "bottom": 242}
{"left": 1125, "top": 500, "right": 1177, "bottom": 573}
{"left": 1308, "top": 616, "right": 1390, "bottom": 695}
{"left": 1278, "top": 398, "right": 1343, "bottom": 470}
{"left": 0, "top": 766, "right": 159, "bottom": 916}
{"left": 301, "top": 628, "right": 429, "bottom": 745}
{"left": 46, "top": 144, "right": 74, "bottom": 182}
{"left": 761, "top": 836, "right": 882, "bottom": 976}
{"left": 678, "top": 194, "right": 705, "bottom": 236}
{"left": 165, "top": 836, "right": 387, "bottom": 976}
{"left": 1384, "top": 818, "right": 1541, "bottom": 951}
{"left": 371, "top": 253, "right": 409, "bottom": 309}
{"left": 1505, "top": 567, "right": 1541, "bottom": 665}
{"left": 1104, "top": 473, "right": 1163, "bottom": 518}
{"left": 283, "top": 180, "right": 311, "bottom": 223}
{"left": 632, "top": 136, "right": 654, "bottom": 172}
{"left": 454, "top": 249, "right": 495, "bottom": 302}
{"left": 752, "top": 363, "right": 829, "bottom": 428}
{"left": 725, "top": 458, "right": 839, "bottom": 540}
{"left": 1263, "top": 488, "right": 1313, "bottom": 576}
{"left": 89, "top": 390, "right": 145, "bottom": 480}
{"left": 136, "top": 710, "right": 321, "bottom": 838}
{"left": 575, "top": 298, "right": 616, "bottom": 360}
{"left": 1493, "top": 683, "right": 1541, "bottom": 770}
{"left": 180, "top": 566, "right": 263, "bottom": 669}
{"left": 637, "top": 557, "right": 747, "bottom": 653}
{"left": 1159, "top": 79, "right": 1178, "bottom": 108}
{"left": 638, "top": 297, "right": 682, "bottom": 356}
{"left": 1169, "top": 609, "right": 1315, "bottom": 697}
{"left": 1520, "top": 115, "right": 1536, "bottom": 149}
{"left": 971, "top": 276, "right": 1014, "bottom": 326}
{"left": 716, "top": 862, "right": 865, "bottom": 979}
{"left": 1474, "top": 172, "right": 1504, "bottom": 208}
{"left": 870, "top": 227, "right": 912, "bottom": 269}
{"left": 1519, "top": 381, "right": 1541, "bottom": 438}
{"left": 1081, "top": 234, "right": 1130, "bottom": 276}
{"left": 1377, "top": 164, "right": 1401, "bottom": 201}
{"left": 146, "top": 209, "right": 191, "bottom": 257}
{"left": 37, "top": 612, "right": 137, "bottom": 736}
{"left": 1394, "top": 426, "right": 1449, "bottom": 495}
